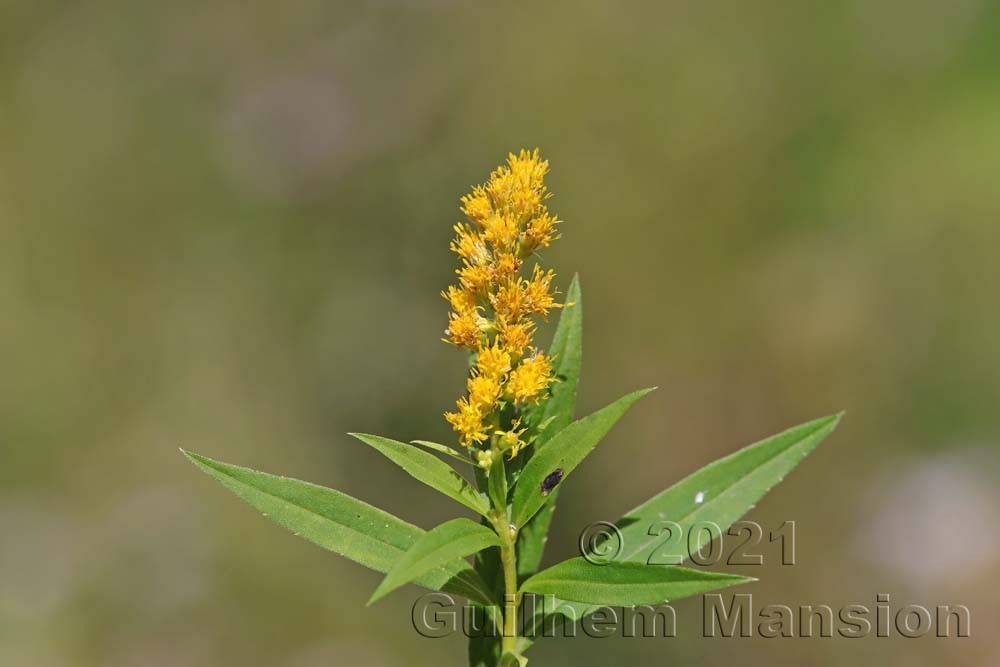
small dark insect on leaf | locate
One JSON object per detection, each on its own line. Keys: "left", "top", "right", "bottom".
{"left": 540, "top": 468, "right": 564, "bottom": 496}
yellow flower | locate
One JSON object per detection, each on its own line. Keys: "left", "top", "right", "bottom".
{"left": 442, "top": 149, "right": 561, "bottom": 455}
{"left": 495, "top": 419, "right": 528, "bottom": 459}
{"left": 509, "top": 153, "right": 548, "bottom": 216}
{"left": 483, "top": 214, "right": 519, "bottom": 251}
{"left": 458, "top": 263, "right": 492, "bottom": 292}
{"left": 445, "top": 399, "right": 489, "bottom": 446}
{"left": 507, "top": 149, "right": 549, "bottom": 189}
{"left": 522, "top": 212, "right": 560, "bottom": 255}
{"left": 508, "top": 188, "right": 544, "bottom": 221}
{"left": 499, "top": 320, "right": 534, "bottom": 358}
{"left": 485, "top": 149, "right": 549, "bottom": 220}
{"left": 485, "top": 170, "right": 515, "bottom": 209}
{"left": 493, "top": 253, "right": 521, "bottom": 280}
{"left": 460, "top": 186, "right": 493, "bottom": 225}
{"left": 446, "top": 310, "right": 484, "bottom": 349}
{"left": 507, "top": 352, "right": 554, "bottom": 405}
{"left": 477, "top": 343, "right": 512, "bottom": 380}
{"left": 491, "top": 279, "right": 527, "bottom": 322}
{"left": 450, "top": 223, "right": 489, "bottom": 264}
{"left": 524, "top": 266, "right": 558, "bottom": 318}
{"left": 467, "top": 373, "right": 501, "bottom": 412}
{"left": 442, "top": 285, "right": 478, "bottom": 315}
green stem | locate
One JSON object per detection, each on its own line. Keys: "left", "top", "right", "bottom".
{"left": 495, "top": 512, "right": 521, "bottom": 658}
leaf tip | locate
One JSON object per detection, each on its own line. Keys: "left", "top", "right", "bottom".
{"left": 368, "top": 577, "right": 399, "bottom": 606}
{"left": 633, "top": 386, "right": 658, "bottom": 400}
{"left": 823, "top": 411, "right": 846, "bottom": 432}
{"left": 721, "top": 574, "right": 758, "bottom": 588}
{"left": 181, "top": 449, "right": 204, "bottom": 465}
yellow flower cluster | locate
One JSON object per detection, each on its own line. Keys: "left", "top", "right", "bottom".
{"left": 443, "top": 149, "right": 561, "bottom": 460}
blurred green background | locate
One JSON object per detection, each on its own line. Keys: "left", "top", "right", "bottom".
{"left": 2, "top": 1, "right": 998, "bottom": 665}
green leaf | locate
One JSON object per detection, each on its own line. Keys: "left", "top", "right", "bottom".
{"left": 488, "top": 455, "right": 508, "bottom": 511}
{"left": 369, "top": 518, "right": 502, "bottom": 604}
{"left": 510, "top": 388, "right": 656, "bottom": 528}
{"left": 532, "top": 273, "right": 583, "bottom": 447}
{"left": 412, "top": 439, "right": 476, "bottom": 465}
{"left": 522, "top": 414, "right": 842, "bottom": 646}
{"left": 615, "top": 413, "right": 843, "bottom": 563}
{"left": 183, "top": 451, "right": 495, "bottom": 605}
{"left": 517, "top": 274, "right": 582, "bottom": 578}
{"left": 349, "top": 433, "right": 490, "bottom": 517}
{"left": 520, "top": 558, "right": 752, "bottom": 606}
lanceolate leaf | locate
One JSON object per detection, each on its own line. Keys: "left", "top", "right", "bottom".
{"left": 615, "top": 413, "right": 843, "bottom": 563}
{"left": 411, "top": 439, "right": 476, "bottom": 465}
{"left": 511, "top": 388, "right": 656, "bottom": 528}
{"left": 349, "top": 433, "right": 490, "bottom": 517}
{"left": 520, "top": 558, "right": 752, "bottom": 606}
{"left": 520, "top": 414, "right": 843, "bottom": 647}
{"left": 488, "top": 455, "right": 508, "bottom": 511}
{"left": 369, "top": 518, "right": 502, "bottom": 604}
{"left": 183, "top": 451, "right": 495, "bottom": 605}
{"left": 517, "top": 274, "right": 582, "bottom": 578}
{"left": 532, "top": 274, "right": 583, "bottom": 448}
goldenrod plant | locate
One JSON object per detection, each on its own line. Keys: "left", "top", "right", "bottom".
{"left": 183, "top": 150, "right": 841, "bottom": 666}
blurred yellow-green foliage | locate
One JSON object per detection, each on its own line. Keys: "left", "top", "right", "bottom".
{"left": 2, "top": 1, "right": 998, "bottom": 666}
